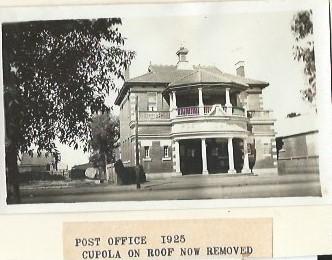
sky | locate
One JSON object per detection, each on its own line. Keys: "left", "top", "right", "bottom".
{"left": 57, "top": 7, "right": 316, "bottom": 169}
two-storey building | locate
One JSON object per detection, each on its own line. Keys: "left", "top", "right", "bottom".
{"left": 115, "top": 47, "right": 277, "bottom": 178}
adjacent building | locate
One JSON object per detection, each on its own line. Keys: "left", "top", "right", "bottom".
{"left": 276, "top": 113, "right": 319, "bottom": 175}
{"left": 19, "top": 152, "right": 67, "bottom": 175}
{"left": 115, "top": 47, "right": 277, "bottom": 178}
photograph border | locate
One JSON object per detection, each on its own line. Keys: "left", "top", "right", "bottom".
{"left": 0, "top": 0, "right": 331, "bottom": 214}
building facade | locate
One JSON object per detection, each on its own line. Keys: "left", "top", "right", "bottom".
{"left": 115, "top": 47, "right": 277, "bottom": 178}
{"left": 276, "top": 114, "right": 319, "bottom": 175}
{"left": 19, "top": 153, "right": 55, "bottom": 173}
{"left": 19, "top": 152, "right": 67, "bottom": 175}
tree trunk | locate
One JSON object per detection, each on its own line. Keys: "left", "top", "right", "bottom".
{"left": 5, "top": 143, "right": 21, "bottom": 204}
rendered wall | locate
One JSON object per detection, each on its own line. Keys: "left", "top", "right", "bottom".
{"left": 277, "top": 131, "right": 319, "bottom": 175}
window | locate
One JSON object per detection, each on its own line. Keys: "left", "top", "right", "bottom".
{"left": 163, "top": 146, "right": 169, "bottom": 158}
{"left": 144, "top": 146, "right": 150, "bottom": 158}
{"left": 147, "top": 92, "right": 157, "bottom": 111}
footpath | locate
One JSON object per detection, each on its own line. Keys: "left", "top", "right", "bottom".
{"left": 20, "top": 173, "right": 320, "bottom": 197}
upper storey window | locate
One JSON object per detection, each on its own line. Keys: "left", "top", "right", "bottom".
{"left": 147, "top": 92, "right": 157, "bottom": 111}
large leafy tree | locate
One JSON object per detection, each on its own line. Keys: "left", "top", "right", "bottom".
{"left": 89, "top": 113, "right": 119, "bottom": 170}
{"left": 3, "top": 19, "right": 135, "bottom": 203}
{"left": 291, "top": 10, "right": 316, "bottom": 104}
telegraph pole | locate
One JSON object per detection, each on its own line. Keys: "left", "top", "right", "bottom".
{"left": 135, "top": 95, "right": 141, "bottom": 189}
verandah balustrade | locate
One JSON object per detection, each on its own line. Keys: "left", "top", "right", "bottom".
{"left": 177, "top": 105, "right": 245, "bottom": 116}
{"left": 138, "top": 105, "right": 246, "bottom": 121}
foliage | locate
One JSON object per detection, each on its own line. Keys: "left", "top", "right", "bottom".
{"left": 3, "top": 18, "right": 135, "bottom": 203}
{"left": 291, "top": 10, "right": 316, "bottom": 104}
{"left": 19, "top": 171, "right": 65, "bottom": 183}
{"left": 3, "top": 18, "right": 134, "bottom": 155}
{"left": 89, "top": 113, "right": 119, "bottom": 167}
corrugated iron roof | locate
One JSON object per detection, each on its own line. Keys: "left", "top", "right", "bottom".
{"left": 168, "top": 67, "right": 249, "bottom": 88}
{"left": 115, "top": 64, "right": 269, "bottom": 105}
{"left": 275, "top": 113, "right": 318, "bottom": 137}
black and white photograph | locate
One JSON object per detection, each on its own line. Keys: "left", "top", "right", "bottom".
{"left": 1, "top": 1, "right": 329, "bottom": 206}
{"left": 0, "top": 1, "right": 332, "bottom": 259}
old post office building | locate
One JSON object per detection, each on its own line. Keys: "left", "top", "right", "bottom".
{"left": 115, "top": 47, "right": 277, "bottom": 178}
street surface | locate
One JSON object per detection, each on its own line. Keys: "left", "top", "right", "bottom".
{"left": 19, "top": 173, "right": 321, "bottom": 203}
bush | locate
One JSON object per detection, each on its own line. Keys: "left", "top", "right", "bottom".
{"left": 114, "top": 160, "right": 146, "bottom": 185}
{"left": 19, "top": 171, "right": 65, "bottom": 183}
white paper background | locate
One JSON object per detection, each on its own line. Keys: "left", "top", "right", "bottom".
{"left": 0, "top": 0, "right": 331, "bottom": 258}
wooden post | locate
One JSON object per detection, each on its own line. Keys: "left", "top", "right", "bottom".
{"left": 135, "top": 96, "right": 141, "bottom": 189}
{"left": 104, "top": 153, "right": 108, "bottom": 183}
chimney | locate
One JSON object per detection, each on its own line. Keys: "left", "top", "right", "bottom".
{"left": 176, "top": 47, "right": 192, "bottom": 70}
{"left": 235, "top": 61, "right": 245, "bottom": 77}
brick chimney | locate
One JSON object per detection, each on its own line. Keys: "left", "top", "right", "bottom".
{"left": 235, "top": 61, "right": 245, "bottom": 77}
{"left": 176, "top": 47, "right": 192, "bottom": 70}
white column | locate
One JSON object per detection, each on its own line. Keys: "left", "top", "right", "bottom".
{"left": 225, "top": 88, "right": 232, "bottom": 115}
{"left": 198, "top": 87, "right": 204, "bottom": 115}
{"left": 169, "top": 93, "right": 174, "bottom": 119}
{"left": 242, "top": 138, "right": 251, "bottom": 174}
{"left": 169, "top": 93, "right": 173, "bottom": 111}
{"left": 175, "top": 140, "right": 181, "bottom": 174}
{"left": 243, "top": 103, "right": 248, "bottom": 118}
{"left": 228, "top": 137, "right": 236, "bottom": 174}
{"left": 201, "top": 138, "right": 208, "bottom": 175}
{"left": 172, "top": 91, "right": 177, "bottom": 117}
{"left": 172, "top": 91, "right": 177, "bottom": 108}
{"left": 242, "top": 92, "right": 248, "bottom": 116}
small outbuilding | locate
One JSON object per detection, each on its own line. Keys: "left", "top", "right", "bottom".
{"left": 276, "top": 113, "right": 319, "bottom": 175}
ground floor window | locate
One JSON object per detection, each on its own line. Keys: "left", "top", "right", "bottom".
{"left": 144, "top": 146, "right": 150, "bottom": 158}
{"left": 163, "top": 145, "right": 169, "bottom": 158}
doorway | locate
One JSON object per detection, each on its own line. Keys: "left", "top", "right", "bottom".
{"left": 179, "top": 139, "right": 202, "bottom": 175}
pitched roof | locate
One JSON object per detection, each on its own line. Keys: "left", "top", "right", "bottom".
{"left": 71, "top": 162, "right": 92, "bottom": 170}
{"left": 127, "top": 65, "right": 192, "bottom": 84}
{"left": 275, "top": 113, "right": 318, "bottom": 137}
{"left": 115, "top": 64, "right": 269, "bottom": 105}
{"left": 19, "top": 152, "right": 54, "bottom": 166}
{"left": 168, "top": 67, "right": 249, "bottom": 88}
{"left": 136, "top": 64, "right": 268, "bottom": 86}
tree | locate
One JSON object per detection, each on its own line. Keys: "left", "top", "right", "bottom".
{"left": 3, "top": 19, "right": 135, "bottom": 203}
{"left": 89, "top": 113, "right": 120, "bottom": 178}
{"left": 291, "top": 10, "right": 316, "bottom": 104}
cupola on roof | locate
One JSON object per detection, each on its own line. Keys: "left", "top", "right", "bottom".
{"left": 176, "top": 46, "right": 189, "bottom": 57}
{"left": 176, "top": 46, "right": 192, "bottom": 70}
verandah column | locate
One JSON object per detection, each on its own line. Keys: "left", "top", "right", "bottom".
{"left": 198, "top": 87, "right": 204, "bottom": 115}
{"left": 228, "top": 137, "right": 236, "bottom": 174}
{"left": 169, "top": 92, "right": 173, "bottom": 111}
{"left": 201, "top": 138, "right": 208, "bottom": 175}
{"left": 172, "top": 91, "right": 177, "bottom": 117}
{"left": 225, "top": 88, "right": 232, "bottom": 115}
{"left": 169, "top": 92, "right": 174, "bottom": 119}
{"left": 241, "top": 138, "right": 251, "bottom": 174}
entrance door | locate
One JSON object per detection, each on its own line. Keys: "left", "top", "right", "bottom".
{"left": 180, "top": 139, "right": 202, "bottom": 175}
{"left": 207, "top": 139, "right": 229, "bottom": 173}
